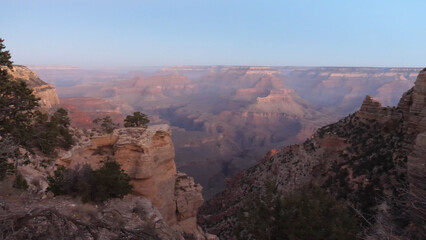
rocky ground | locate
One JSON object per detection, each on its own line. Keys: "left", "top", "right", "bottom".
{"left": 0, "top": 194, "right": 184, "bottom": 240}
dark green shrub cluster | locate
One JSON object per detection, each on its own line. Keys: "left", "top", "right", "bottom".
{"left": 13, "top": 173, "right": 29, "bottom": 190}
{"left": 235, "top": 183, "right": 359, "bottom": 240}
{"left": 47, "top": 161, "right": 133, "bottom": 203}
{"left": 124, "top": 111, "right": 149, "bottom": 127}
{"left": 0, "top": 39, "right": 75, "bottom": 179}
{"left": 33, "top": 108, "right": 74, "bottom": 154}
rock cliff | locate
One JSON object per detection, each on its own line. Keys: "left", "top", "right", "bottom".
{"left": 4, "top": 65, "right": 60, "bottom": 110}
{"left": 199, "top": 69, "right": 426, "bottom": 239}
{"left": 58, "top": 124, "right": 215, "bottom": 239}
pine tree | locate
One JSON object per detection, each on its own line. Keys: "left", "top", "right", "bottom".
{"left": 0, "top": 38, "right": 39, "bottom": 179}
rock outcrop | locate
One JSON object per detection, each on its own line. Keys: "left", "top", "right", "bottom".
{"left": 4, "top": 65, "right": 60, "bottom": 110}
{"left": 58, "top": 124, "right": 215, "bottom": 239}
{"left": 0, "top": 195, "right": 185, "bottom": 240}
{"left": 199, "top": 69, "right": 426, "bottom": 239}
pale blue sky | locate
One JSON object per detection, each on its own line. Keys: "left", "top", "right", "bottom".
{"left": 1, "top": 0, "right": 425, "bottom": 68}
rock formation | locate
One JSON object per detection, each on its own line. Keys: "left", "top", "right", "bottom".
{"left": 199, "top": 69, "right": 426, "bottom": 239}
{"left": 58, "top": 124, "right": 215, "bottom": 239}
{"left": 4, "top": 65, "right": 60, "bottom": 110}
{"left": 0, "top": 195, "right": 186, "bottom": 240}
{"left": 59, "top": 97, "right": 126, "bottom": 129}
{"left": 42, "top": 66, "right": 420, "bottom": 198}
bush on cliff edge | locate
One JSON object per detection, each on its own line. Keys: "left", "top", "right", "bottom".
{"left": 47, "top": 160, "right": 133, "bottom": 203}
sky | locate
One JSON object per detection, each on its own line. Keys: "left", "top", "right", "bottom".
{"left": 1, "top": 0, "right": 425, "bottom": 68}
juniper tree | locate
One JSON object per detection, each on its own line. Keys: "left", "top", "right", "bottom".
{"left": 124, "top": 111, "right": 149, "bottom": 128}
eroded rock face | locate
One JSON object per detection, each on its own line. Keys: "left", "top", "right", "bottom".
{"left": 4, "top": 65, "right": 60, "bottom": 110}
{"left": 58, "top": 124, "right": 212, "bottom": 238}
{"left": 358, "top": 95, "right": 382, "bottom": 119}
{"left": 173, "top": 172, "right": 205, "bottom": 234}
{"left": 399, "top": 70, "right": 426, "bottom": 224}
{"left": 200, "top": 69, "right": 426, "bottom": 239}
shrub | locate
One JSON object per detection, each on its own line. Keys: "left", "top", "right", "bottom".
{"left": 91, "top": 161, "right": 133, "bottom": 202}
{"left": 47, "top": 161, "right": 133, "bottom": 203}
{"left": 33, "top": 108, "right": 75, "bottom": 155}
{"left": 235, "top": 183, "right": 359, "bottom": 240}
{"left": 124, "top": 111, "right": 149, "bottom": 128}
{"left": 13, "top": 173, "right": 29, "bottom": 190}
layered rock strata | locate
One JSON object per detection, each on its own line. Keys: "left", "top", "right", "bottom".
{"left": 199, "top": 69, "right": 426, "bottom": 239}
{"left": 4, "top": 65, "right": 60, "bottom": 110}
{"left": 59, "top": 124, "right": 215, "bottom": 239}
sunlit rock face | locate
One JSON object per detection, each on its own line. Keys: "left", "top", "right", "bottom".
{"left": 58, "top": 124, "right": 209, "bottom": 237}
{"left": 4, "top": 65, "right": 60, "bottom": 110}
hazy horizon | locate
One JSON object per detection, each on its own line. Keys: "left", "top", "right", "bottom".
{"left": 1, "top": 0, "right": 425, "bottom": 68}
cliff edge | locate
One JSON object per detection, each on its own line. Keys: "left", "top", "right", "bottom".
{"left": 58, "top": 124, "right": 216, "bottom": 239}
{"left": 3, "top": 65, "right": 60, "bottom": 110}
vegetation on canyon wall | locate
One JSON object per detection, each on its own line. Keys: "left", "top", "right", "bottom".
{"left": 124, "top": 111, "right": 150, "bottom": 128}
{"left": 93, "top": 111, "right": 150, "bottom": 133}
{"left": 0, "top": 39, "right": 74, "bottom": 180}
{"left": 235, "top": 182, "right": 359, "bottom": 240}
{"left": 47, "top": 161, "right": 133, "bottom": 203}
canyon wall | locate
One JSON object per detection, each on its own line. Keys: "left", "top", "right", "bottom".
{"left": 199, "top": 69, "right": 426, "bottom": 239}
{"left": 5, "top": 65, "right": 60, "bottom": 110}
{"left": 36, "top": 66, "right": 420, "bottom": 198}
{"left": 58, "top": 125, "right": 215, "bottom": 239}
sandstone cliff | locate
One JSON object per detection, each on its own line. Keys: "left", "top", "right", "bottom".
{"left": 199, "top": 69, "right": 426, "bottom": 239}
{"left": 58, "top": 125, "right": 215, "bottom": 239}
{"left": 4, "top": 65, "right": 60, "bottom": 110}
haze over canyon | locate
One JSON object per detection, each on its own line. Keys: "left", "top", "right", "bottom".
{"left": 32, "top": 65, "right": 421, "bottom": 198}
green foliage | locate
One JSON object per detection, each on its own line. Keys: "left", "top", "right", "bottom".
{"left": 0, "top": 39, "right": 39, "bottom": 148}
{"left": 0, "top": 137, "right": 19, "bottom": 180}
{"left": 0, "top": 39, "right": 13, "bottom": 68}
{"left": 235, "top": 184, "right": 359, "bottom": 240}
{"left": 46, "top": 165, "right": 67, "bottom": 195}
{"left": 47, "top": 161, "right": 133, "bottom": 203}
{"left": 33, "top": 108, "right": 75, "bottom": 154}
{"left": 93, "top": 116, "right": 119, "bottom": 133}
{"left": 124, "top": 111, "right": 149, "bottom": 128}
{"left": 0, "top": 39, "right": 74, "bottom": 179}
{"left": 0, "top": 38, "right": 37, "bottom": 179}
{"left": 91, "top": 161, "right": 133, "bottom": 202}
{"left": 13, "top": 173, "right": 29, "bottom": 190}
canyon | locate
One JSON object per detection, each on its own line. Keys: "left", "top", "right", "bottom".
{"left": 1, "top": 64, "right": 424, "bottom": 239}
{"left": 199, "top": 69, "right": 426, "bottom": 239}
{"left": 32, "top": 66, "right": 421, "bottom": 198}
{"left": 0, "top": 66, "right": 216, "bottom": 239}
